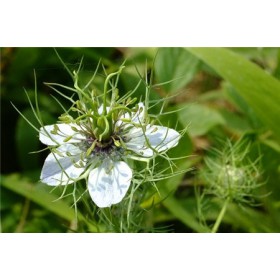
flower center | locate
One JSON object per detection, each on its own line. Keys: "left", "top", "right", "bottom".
{"left": 93, "top": 115, "right": 113, "bottom": 142}
{"left": 95, "top": 138, "right": 114, "bottom": 153}
{"left": 81, "top": 135, "right": 124, "bottom": 161}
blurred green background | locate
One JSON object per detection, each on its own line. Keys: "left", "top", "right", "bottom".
{"left": 1, "top": 47, "right": 280, "bottom": 233}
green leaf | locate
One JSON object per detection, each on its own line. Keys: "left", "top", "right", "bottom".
{"left": 274, "top": 48, "right": 280, "bottom": 79}
{"left": 218, "top": 109, "right": 252, "bottom": 134}
{"left": 187, "top": 47, "right": 280, "bottom": 139}
{"left": 223, "top": 83, "right": 262, "bottom": 130}
{"left": 225, "top": 202, "right": 279, "bottom": 232}
{"left": 0, "top": 173, "right": 98, "bottom": 231}
{"left": 154, "top": 48, "right": 200, "bottom": 93}
{"left": 178, "top": 103, "right": 225, "bottom": 136}
{"left": 205, "top": 200, "right": 277, "bottom": 232}
{"left": 1, "top": 174, "right": 76, "bottom": 221}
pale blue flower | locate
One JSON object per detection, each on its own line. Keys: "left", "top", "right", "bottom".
{"left": 40, "top": 103, "right": 180, "bottom": 207}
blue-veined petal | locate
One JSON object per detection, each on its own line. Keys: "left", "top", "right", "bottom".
{"left": 125, "top": 125, "right": 180, "bottom": 157}
{"left": 40, "top": 144, "right": 85, "bottom": 186}
{"left": 87, "top": 160, "right": 132, "bottom": 208}
{"left": 39, "top": 123, "right": 85, "bottom": 146}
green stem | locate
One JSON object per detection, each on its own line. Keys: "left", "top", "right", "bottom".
{"left": 103, "top": 66, "right": 125, "bottom": 115}
{"left": 98, "top": 116, "right": 110, "bottom": 141}
{"left": 15, "top": 198, "right": 30, "bottom": 233}
{"left": 211, "top": 197, "right": 230, "bottom": 233}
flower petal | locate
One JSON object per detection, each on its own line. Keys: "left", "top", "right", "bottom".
{"left": 87, "top": 160, "right": 132, "bottom": 208}
{"left": 131, "top": 102, "right": 145, "bottom": 124}
{"left": 115, "top": 102, "right": 145, "bottom": 130}
{"left": 125, "top": 125, "right": 180, "bottom": 157}
{"left": 40, "top": 144, "right": 85, "bottom": 186}
{"left": 39, "top": 123, "right": 85, "bottom": 146}
{"left": 56, "top": 143, "right": 83, "bottom": 156}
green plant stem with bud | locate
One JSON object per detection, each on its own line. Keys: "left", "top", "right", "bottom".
{"left": 200, "top": 139, "right": 262, "bottom": 233}
{"left": 211, "top": 197, "right": 231, "bottom": 233}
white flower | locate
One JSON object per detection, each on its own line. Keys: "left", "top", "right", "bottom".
{"left": 40, "top": 102, "right": 180, "bottom": 208}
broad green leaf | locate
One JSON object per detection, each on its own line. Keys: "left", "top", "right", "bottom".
{"left": 187, "top": 47, "right": 280, "bottom": 139}
{"left": 223, "top": 83, "right": 262, "bottom": 130}
{"left": 226, "top": 202, "right": 279, "bottom": 232}
{"left": 178, "top": 103, "right": 225, "bottom": 136}
{"left": 154, "top": 48, "right": 200, "bottom": 93}
{"left": 1, "top": 174, "right": 75, "bottom": 221}
{"left": 275, "top": 48, "right": 280, "bottom": 79}
{"left": 123, "top": 48, "right": 157, "bottom": 64}
{"left": 205, "top": 200, "right": 277, "bottom": 232}
{"left": 258, "top": 142, "right": 280, "bottom": 201}
{"left": 227, "top": 47, "right": 278, "bottom": 68}
{"left": 262, "top": 139, "right": 280, "bottom": 153}
{"left": 218, "top": 109, "right": 252, "bottom": 134}
{"left": 1, "top": 173, "right": 98, "bottom": 231}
